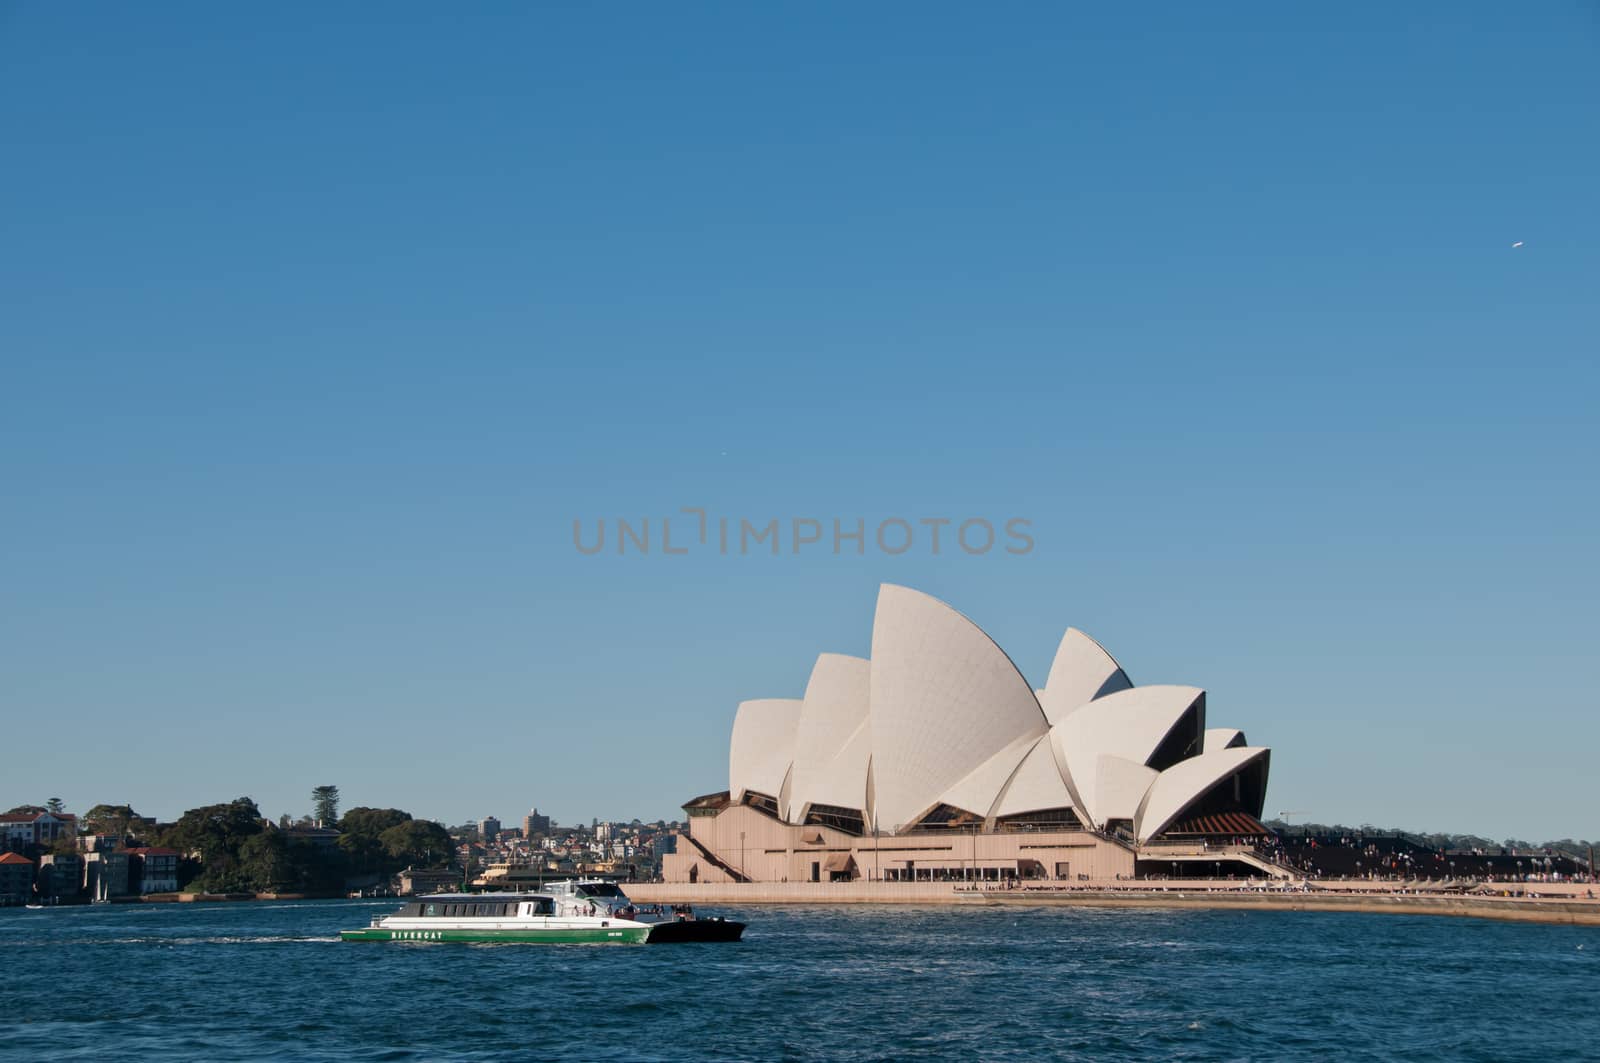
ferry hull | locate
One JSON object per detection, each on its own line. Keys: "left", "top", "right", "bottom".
{"left": 340, "top": 925, "right": 650, "bottom": 944}
{"left": 644, "top": 918, "right": 746, "bottom": 943}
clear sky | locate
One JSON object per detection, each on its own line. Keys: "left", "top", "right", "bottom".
{"left": 2, "top": 3, "right": 1596, "bottom": 841}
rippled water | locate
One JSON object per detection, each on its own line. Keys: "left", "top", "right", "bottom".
{"left": 3, "top": 899, "right": 1596, "bottom": 1061}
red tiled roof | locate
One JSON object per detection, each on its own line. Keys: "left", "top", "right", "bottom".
{"left": 0, "top": 812, "right": 75, "bottom": 824}
{"left": 0, "top": 852, "right": 34, "bottom": 865}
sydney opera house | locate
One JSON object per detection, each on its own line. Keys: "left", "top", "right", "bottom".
{"left": 663, "top": 585, "right": 1278, "bottom": 885}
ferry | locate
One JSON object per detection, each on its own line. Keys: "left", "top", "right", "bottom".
{"left": 339, "top": 879, "right": 744, "bottom": 944}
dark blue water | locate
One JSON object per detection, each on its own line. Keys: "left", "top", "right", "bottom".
{"left": 3, "top": 899, "right": 1596, "bottom": 1061}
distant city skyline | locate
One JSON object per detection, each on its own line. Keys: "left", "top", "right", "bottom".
{"left": 3, "top": 5, "right": 1596, "bottom": 840}
{"left": 5, "top": 784, "right": 1587, "bottom": 849}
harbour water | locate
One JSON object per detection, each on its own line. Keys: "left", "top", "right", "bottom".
{"left": 4, "top": 899, "right": 1596, "bottom": 1061}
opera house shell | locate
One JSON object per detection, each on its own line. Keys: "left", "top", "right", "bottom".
{"left": 664, "top": 585, "right": 1278, "bottom": 886}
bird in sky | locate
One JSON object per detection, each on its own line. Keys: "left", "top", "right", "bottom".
{"left": 1512, "top": 241, "right": 1524, "bottom": 248}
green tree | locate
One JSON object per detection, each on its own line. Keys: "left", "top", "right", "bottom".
{"left": 311, "top": 785, "right": 340, "bottom": 826}
{"left": 337, "top": 807, "right": 413, "bottom": 876}
{"left": 180, "top": 820, "right": 354, "bottom": 895}
{"left": 84, "top": 804, "right": 139, "bottom": 837}
{"left": 238, "top": 832, "right": 293, "bottom": 891}
{"left": 286, "top": 838, "right": 347, "bottom": 893}
{"left": 339, "top": 807, "right": 411, "bottom": 838}
{"left": 4, "top": 805, "right": 45, "bottom": 816}
{"left": 337, "top": 833, "right": 381, "bottom": 876}
{"left": 379, "top": 819, "right": 453, "bottom": 868}
{"left": 159, "top": 797, "right": 265, "bottom": 891}
{"left": 45, "top": 798, "right": 65, "bottom": 815}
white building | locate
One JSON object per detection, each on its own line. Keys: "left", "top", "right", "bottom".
{"left": 0, "top": 811, "right": 76, "bottom": 851}
{"left": 668, "top": 585, "right": 1274, "bottom": 884}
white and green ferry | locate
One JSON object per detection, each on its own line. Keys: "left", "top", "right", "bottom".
{"left": 339, "top": 879, "right": 744, "bottom": 945}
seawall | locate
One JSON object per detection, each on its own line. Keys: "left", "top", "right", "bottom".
{"left": 625, "top": 882, "right": 1600, "bottom": 926}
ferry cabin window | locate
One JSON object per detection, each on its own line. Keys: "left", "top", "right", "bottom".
{"left": 528, "top": 899, "right": 553, "bottom": 916}
{"left": 425, "top": 903, "right": 438, "bottom": 916}
{"left": 577, "top": 884, "right": 623, "bottom": 898}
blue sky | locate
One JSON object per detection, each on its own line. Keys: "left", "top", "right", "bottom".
{"left": 2, "top": 3, "right": 1596, "bottom": 840}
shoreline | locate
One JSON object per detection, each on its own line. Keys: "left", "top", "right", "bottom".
{"left": 624, "top": 882, "right": 1600, "bottom": 926}
{"left": 19, "top": 884, "right": 1598, "bottom": 927}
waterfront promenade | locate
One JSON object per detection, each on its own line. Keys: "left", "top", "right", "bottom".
{"left": 627, "top": 880, "right": 1600, "bottom": 926}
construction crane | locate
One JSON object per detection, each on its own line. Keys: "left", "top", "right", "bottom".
{"left": 1276, "top": 810, "right": 1311, "bottom": 824}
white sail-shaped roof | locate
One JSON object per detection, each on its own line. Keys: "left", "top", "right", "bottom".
{"left": 1204, "top": 727, "right": 1246, "bottom": 753}
{"left": 1051, "top": 685, "right": 1205, "bottom": 828}
{"left": 787, "top": 654, "right": 872, "bottom": 823}
{"left": 991, "top": 735, "right": 1076, "bottom": 819}
{"left": 936, "top": 732, "right": 1041, "bottom": 821}
{"left": 715, "top": 584, "right": 1272, "bottom": 850}
{"left": 1133, "top": 746, "right": 1271, "bottom": 845}
{"left": 1092, "top": 755, "right": 1159, "bottom": 825}
{"left": 868, "top": 584, "right": 1047, "bottom": 832}
{"left": 1036, "top": 628, "right": 1132, "bottom": 724}
{"left": 728, "top": 698, "right": 803, "bottom": 807}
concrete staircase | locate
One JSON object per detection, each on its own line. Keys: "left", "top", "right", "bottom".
{"left": 681, "top": 832, "right": 751, "bottom": 884}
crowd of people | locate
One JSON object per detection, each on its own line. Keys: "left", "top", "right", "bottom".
{"left": 1259, "top": 832, "right": 1595, "bottom": 885}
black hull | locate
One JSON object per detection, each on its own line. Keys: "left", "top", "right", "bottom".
{"left": 644, "top": 918, "right": 746, "bottom": 943}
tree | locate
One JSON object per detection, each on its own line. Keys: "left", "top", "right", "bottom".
{"left": 238, "top": 832, "right": 293, "bottom": 892}
{"left": 4, "top": 805, "right": 45, "bottom": 816}
{"left": 285, "top": 838, "right": 347, "bottom": 893}
{"left": 159, "top": 797, "right": 265, "bottom": 891}
{"left": 311, "top": 785, "right": 340, "bottom": 827}
{"left": 338, "top": 807, "right": 411, "bottom": 838}
{"left": 379, "top": 820, "right": 453, "bottom": 868}
{"left": 45, "top": 798, "right": 65, "bottom": 815}
{"left": 84, "top": 804, "right": 139, "bottom": 837}
{"left": 337, "top": 807, "right": 413, "bottom": 876}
